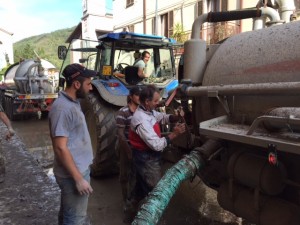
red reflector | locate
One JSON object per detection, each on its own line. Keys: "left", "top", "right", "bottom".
{"left": 268, "top": 152, "right": 278, "bottom": 166}
{"left": 108, "top": 82, "right": 119, "bottom": 87}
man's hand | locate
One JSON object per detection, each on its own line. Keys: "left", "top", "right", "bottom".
{"left": 173, "top": 123, "right": 186, "bottom": 136}
{"left": 167, "top": 123, "right": 186, "bottom": 142}
{"left": 75, "top": 178, "right": 93, "bottom": 195}
{"left": 5, "top": 128, "right": 15, "bottom": 140}
{"left": 174, "top": 106, "right": 185, "bottom": 118}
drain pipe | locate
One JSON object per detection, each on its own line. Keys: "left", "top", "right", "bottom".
{"left": 277, "top": 0, "right": 296, "bottom": 23}
{"left": 132, "top": 139, "right": 222, "bottom": 225}
{"left": 253, "top": 7, "right": 282, "bottom": 30}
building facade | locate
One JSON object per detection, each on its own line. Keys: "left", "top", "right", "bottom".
{"left": 113, "top": 0, "right": 246, "bottom": 43}
{"left": 112, "top": 0, "right": 300, "bottom": 44}
{"left": 0, "top": 28, "right": 14, "bottom": 72}
{"left": 67, "top": 0, "right": 114, "bottom": 42}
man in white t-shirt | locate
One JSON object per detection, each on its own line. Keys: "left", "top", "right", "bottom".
{"left": 133, "top": 51, "right": 150, "bottom": 78}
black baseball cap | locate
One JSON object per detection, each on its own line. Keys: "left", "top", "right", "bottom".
{"left": 62, "top": 63, "right": 97, "bottom": 82}
{"left": 129, "top": 86, "right": 141, "bottom": 96}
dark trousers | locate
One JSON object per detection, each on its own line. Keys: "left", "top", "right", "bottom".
{"left": 132, "top": 149, "right": 162, "bottom": 200}
{"left": 119, "top": 145, "right": 136, "bottom": 202}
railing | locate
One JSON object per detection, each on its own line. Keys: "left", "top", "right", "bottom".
{"left": 202, "top": 21, "right": 240, "bottom": 44}
{"left": 182, "top": 21, "right": 240, "bottom": 44}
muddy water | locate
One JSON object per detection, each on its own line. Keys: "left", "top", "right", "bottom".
{"left": 12, "top": 117, "right": 54, "bottom": 170}
{"left": 12, "top": 117, "right": 253, "bottom": 225}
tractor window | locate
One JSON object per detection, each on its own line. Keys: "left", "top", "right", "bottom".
{"left": 114, "top": 50, "right": 134, "bottom": 68}
{"left": 59, "top": 39, "right": 99, "bottom": 75}
{"left": 113, "top": 49, "right": 155, "bottom": 76}
{"left": 101, "top": 45, "right": 112, "bottom": 65}
{"left": 159, "top": 49, "right": 173, "bottom": 78}
{"left": 143, "top": 49, "right": 154, "bottom": 76}
{"left": 100, "top": 43, "right": 112, "bottom": 75}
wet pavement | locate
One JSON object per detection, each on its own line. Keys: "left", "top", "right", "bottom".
{"left": 0, "top": 121, "right": 59, "bottom": 225}
{"left": 4, "top": 117, "right": 254, "bottom": 225}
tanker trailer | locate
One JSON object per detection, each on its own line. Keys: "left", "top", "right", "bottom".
{"left": 1, "top": 59, "right": 59, "bottom": 120}
{"left": 179, "top": 7, "right": 300, "bottom": 225}
{"left": 132, "top": 4, "right": 300, "bottom": 225}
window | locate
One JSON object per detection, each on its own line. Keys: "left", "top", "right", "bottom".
{"left": 196, "top": 0, "right": 203, "bottom": 17}
{"left": 212, "top": 0, "right": 227, "bottom": 12}
{"left": 169, "top": 11, "right": 174, "bottom": 36}
{"left": 128, "top": 25, "right": 134, "bottom": 32}
{"left": 126, "top": 0, "right": 134, "bottom": 7}
{"left": 221, "top": 0, "right": 228, "bottom": 12}
{"left": 152, "top": 17, "right": 157, "bottom": 35}
{"left": 161, "top": 11, "right": 173, "bottom": 37}
{"left": 295, "top": 0, "right": 300, "bottom": 10}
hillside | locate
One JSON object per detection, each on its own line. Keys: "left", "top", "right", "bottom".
{"left": 13, "top": 27, "right": 76, "bottom": 69}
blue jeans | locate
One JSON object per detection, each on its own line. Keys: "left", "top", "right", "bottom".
{"left": 55, "top": 169, "right": 91, "bottom": 225}
{"left": 132, "top": 149, "right": 162, "bottom": 200}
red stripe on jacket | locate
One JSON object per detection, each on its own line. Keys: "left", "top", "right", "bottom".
{"left": 129, "top": 123, "right": 161, "bottom": 151}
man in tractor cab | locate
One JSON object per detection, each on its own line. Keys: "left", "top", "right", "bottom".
{"left": 133, "top": 51, "right": 151, "bottom": 78}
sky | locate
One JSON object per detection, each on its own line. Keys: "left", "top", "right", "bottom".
{"left": 0, "top": 0, "right": 82, "bottom": 43}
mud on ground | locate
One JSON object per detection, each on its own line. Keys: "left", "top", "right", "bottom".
{"left": 0, "top": 123, "right": 60, "bottom": 225}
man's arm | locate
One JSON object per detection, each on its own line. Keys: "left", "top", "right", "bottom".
{"left": 135, "top": 60, "right": 149, "bottom": 78}
{"left": 136, "top": 122, "right": 185, "bottom": 151}
{"left": 52, "top": 136, "right": 93, "bottom": 195}
{"left": 116, "top": 109, "right": 133, "bottom": 159}
{"left": 137, "top": 67, "right": 148, "bottom": 78}
{"left": 0, "top": 112, "right": 15, "bottom": 139}
{"left": 117, "top": 127, "right": 133, "bottom": 159}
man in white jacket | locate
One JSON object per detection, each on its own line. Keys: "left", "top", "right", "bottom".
{"left": 129, "top": 85, "right": 185, "bottom": 201}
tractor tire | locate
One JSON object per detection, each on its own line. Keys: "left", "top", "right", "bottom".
{"left": 81, "top": 91, "right": 120, "bottom": 177}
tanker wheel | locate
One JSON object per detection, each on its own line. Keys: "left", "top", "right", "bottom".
{"left": 81, "top": 91, "right": 120, "bottom": 177}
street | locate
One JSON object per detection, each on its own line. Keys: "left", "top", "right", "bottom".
{"left": 10, "top": 116, "right": 250, "bottom": 225}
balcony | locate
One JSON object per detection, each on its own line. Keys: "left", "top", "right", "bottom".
{"left": 182, "top": 21, "right": 240, "bottom": 44}
{"left": 202, "top": 22, "right": 240, "bottom": 44}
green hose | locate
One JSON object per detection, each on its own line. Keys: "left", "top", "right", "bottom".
{"left": 131, "top": 150, "right": 205, "bottom": 225}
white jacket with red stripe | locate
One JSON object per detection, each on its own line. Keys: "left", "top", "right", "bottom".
{"left": 129, "top": 106, "right": 170, "bottom": 152}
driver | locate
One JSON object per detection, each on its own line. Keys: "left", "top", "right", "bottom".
{"left": 133, "top": 51, "right": 150, "bottom": 78}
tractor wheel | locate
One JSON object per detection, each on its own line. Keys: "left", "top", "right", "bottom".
{"left": 81, "top": 91, "right": 120, "bottom": 177}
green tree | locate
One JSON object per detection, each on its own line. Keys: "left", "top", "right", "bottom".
{"left": 171, "top": 23, "right": 188, "bottom": 43}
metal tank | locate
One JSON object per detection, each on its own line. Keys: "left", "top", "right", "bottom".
{"left": 5, "top": 59, "right": 57, "bottom": 94}
{"left": 133, "top": 4, "right": 300, "bottom": 225}
{"left": 2, "top": 58, "right": 59, "bottom": 120}
{"left": 203, "top": 21, "right": 300, "bottom": 86}
{"left": 181, "top": 8, "right": 300, "bottom": 225}
{"left": 197, "top": 21, "right": 300, "bottom": 124}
